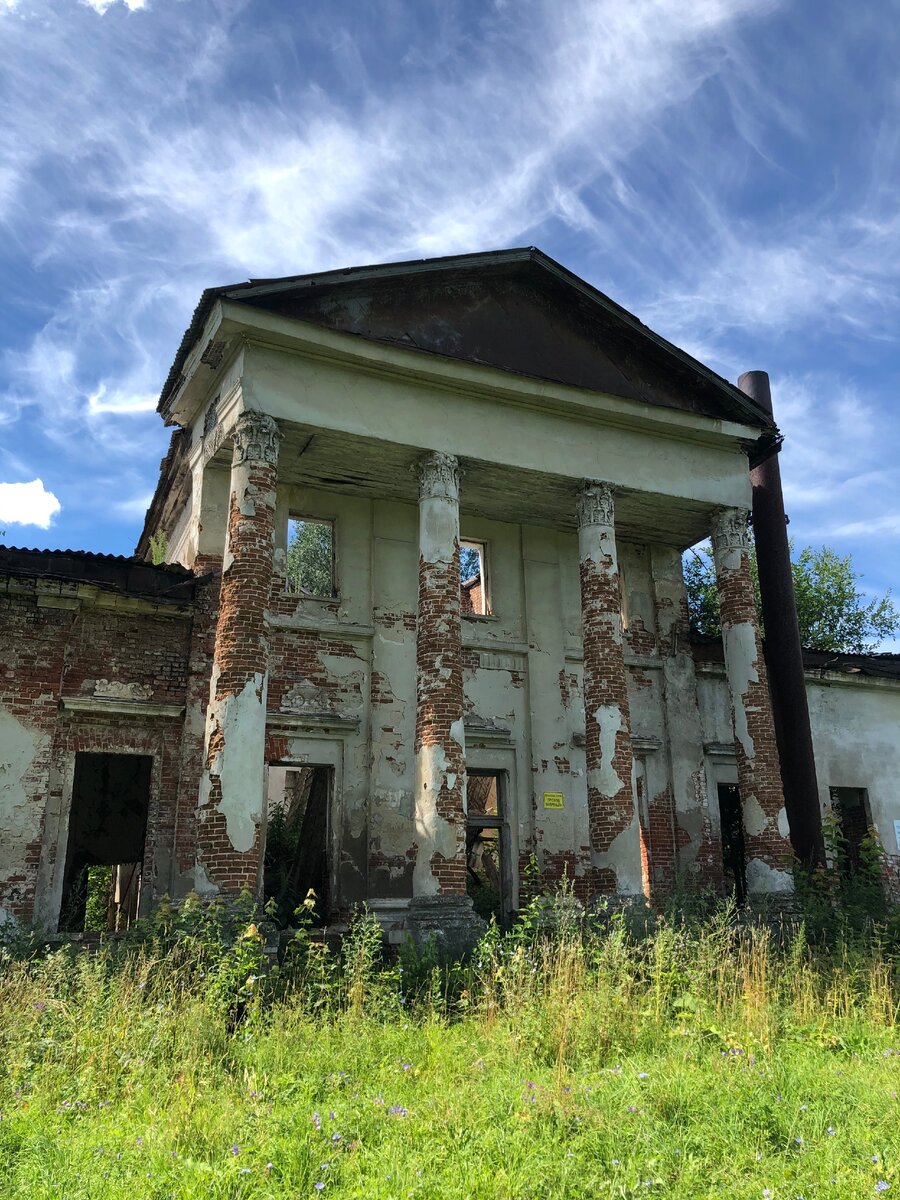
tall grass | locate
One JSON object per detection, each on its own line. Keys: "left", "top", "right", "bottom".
{"left": 1, "top": 898, "right": 898, "bottom": 1198}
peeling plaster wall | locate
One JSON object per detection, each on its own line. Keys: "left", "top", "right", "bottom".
{"left": 259, "top": 489, "right": 685, "bottom": 908}
{"left": 805, "top": 677, "right": 900, "bottom": 880}
{"left": 0, "top": 707, "right": 47, "bottom": 925}
{"left": 247, "top": 344, "right": 755, "bottom": 509}
{"left": 367, "top": 502, "right": 418, "bottom": 898}
{"left": 648, "top": 545, "right": 718, "bottom": 886}
{"left": 523, "top": 528, "right": 594, "bottom": 896}
{"left": 698, "top": 666, "right": 900, "bottom": 886}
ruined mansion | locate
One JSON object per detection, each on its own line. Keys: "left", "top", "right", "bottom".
{"left": 2, "top": 249, "right": 899, "bottom": 940}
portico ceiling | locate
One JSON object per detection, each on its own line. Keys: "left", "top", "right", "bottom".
{"left": 266, "top": 423, "right": 717, "bottom": 548}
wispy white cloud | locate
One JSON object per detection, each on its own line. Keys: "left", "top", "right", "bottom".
{"left": 0, "top": 479, "right": 61, "bottom": 528}
{"left": 113, "top": 492, "right": 152, "bottom": 518}
{"left": 644, "top": 211, "right": 900, "bottom": 348}
{"left": 87, "top": 384, "right": 157, "bottom": 415}
{"left": 82, "top": 0, "right": 146, "bottom": 12}
{"left": 2, "top": 0, "right": 899, "bottom": 573}
{"left": 0, "top": 0, "right": 782, "bottom": 536}
{"left": 763, "top": 374, "right": 900, "bottom": 588}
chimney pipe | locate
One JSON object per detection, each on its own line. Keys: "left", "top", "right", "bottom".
{"left": 741, "top": 370, "right": 824, "bottom": 868}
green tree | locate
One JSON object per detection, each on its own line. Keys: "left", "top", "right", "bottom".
{"left": 459, "top": 544, "right": 480, "bottom": 581}
{"left": 286, "top": 518, "right": 334, "bottom": 597}
{"left": 684, "top": 540, "right": 898, "bottom": 653}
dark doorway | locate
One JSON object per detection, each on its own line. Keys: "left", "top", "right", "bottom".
{"left": 829, "top": 787, "right": 872, "bottom": 877}
{"left": 59, "top": 752, "right": 152, "bottom": 933}
{"left": 466, "top": 771, "right": 512, "bottom": 925}
{"left": 264, "top": 765, "right": 331, "bottom": 925}
{"left": 717, "top": 782, "right": 747, "bottom": 904}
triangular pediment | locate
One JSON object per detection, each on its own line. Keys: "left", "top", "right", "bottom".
{"left": 161, "top": 249, "right": 774, "bottom": 432}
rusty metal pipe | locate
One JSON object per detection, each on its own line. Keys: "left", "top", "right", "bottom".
{"left": 741, "top": 370, "right": 824, "bottom": 868}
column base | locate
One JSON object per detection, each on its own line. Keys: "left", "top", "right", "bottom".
{"left": 405, "top": 894, "right": 486, "bottom": 961}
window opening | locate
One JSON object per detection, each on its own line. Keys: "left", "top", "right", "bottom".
{"left": 466, "top": 771, "right": 511, "bottom": 924}
{"left": 460, "top": 539, "right": 490, "bottom": 616}
{"left": 716, "top": 782, "right": 747, "bottom": 904}
{"left": 59, "top": 753, "right": 152, "bottom": 933}
{"left": 829, "top": 787, "right": 872, "bottom": 876}
{"left": 265, "top": 764, "right": 332, "bottom": 925}
{"left": 286, "top": 517, "right": 335, "bottom": 597}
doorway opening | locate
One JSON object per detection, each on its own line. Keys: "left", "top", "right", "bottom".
{"left": 466, "top": 771, "right": 511, "bottom": 925}
{"left": 59, "top": 752, "right": 152, "bottom": 933}
{"left": 265, "top": 764, "right": 332, "bottom": 925}
{"left": 716, "top": 782, "right": 747, "bottom": 903}
{"left": 829, "top": 786, "right": 872, "bottom": 877}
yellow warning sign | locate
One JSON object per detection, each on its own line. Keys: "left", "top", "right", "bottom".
{"left": 543, "top": 791, "right": 565, "bottom": 810}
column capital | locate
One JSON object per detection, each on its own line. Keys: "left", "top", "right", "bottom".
{"left": 577, "top": 480, "right": 615, "bottom": 529}
{"left": 417, "top": 451, "right": 460, "bottom": 502}
{"left": 711, "top": 507, "right": 751, "bottom": 561}
{"left": 232, "top": 411, "right": 282, "bottom": 467}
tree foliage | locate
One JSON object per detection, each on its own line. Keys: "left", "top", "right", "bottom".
{"left": 684, "top": 540, "right": 898, "bottom": 654}
{"left": 459, "top": 543, "right": 481, "bottom": 582}
{"left": 286, "top": 519, "right": 334, "bottom": 597}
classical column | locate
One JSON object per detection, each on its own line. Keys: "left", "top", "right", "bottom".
{"left": 577, "top": 481, "right": 637, "bottom": 893}
{"left": 711, "top": 507, "right": 793, "bottom": 896}
{"left": 407, "top": 451, "right": 482, "bottom": 955}
{"left": 412, "top": 451, "right": 467, "bottom": 895}
{"left": 196, "top": 410, "right": 281, "bottom": 897}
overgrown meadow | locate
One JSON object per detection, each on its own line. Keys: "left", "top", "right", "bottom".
{"left": 1, "top": 892, "right": 898, "bottom": 1200}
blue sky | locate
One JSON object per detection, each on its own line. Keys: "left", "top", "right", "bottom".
{"left": 1, "top": 0, "right": 898, "bottom": 628}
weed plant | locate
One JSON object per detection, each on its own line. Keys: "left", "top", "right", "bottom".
{"left": 0, "top": 891, "right": 898, "bottom": 1199}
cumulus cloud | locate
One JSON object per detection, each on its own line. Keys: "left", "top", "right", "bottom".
{"left": 0, "top": 479, "right": 61, "bottom": 528}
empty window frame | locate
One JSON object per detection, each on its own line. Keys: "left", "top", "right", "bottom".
{"left": 466, "top": 771, "right": 511, "bottom": 924}
{"left": 829, "top": 786, "right": 872, "bottom": 876}
{"left": 460, "top": 539, "right": 490, "bottom": 616}
{"left": 286, "top": 516, "right": 335, "bottom": 597}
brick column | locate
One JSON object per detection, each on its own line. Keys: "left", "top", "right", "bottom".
{"left": 577, "top": 481, "right": 637, "bottom": 893}
{"left": 406, "top": 451, "right": 483, "bottom": 955}
{"left": 412, "top": 451, "right": 467, "bottom": 896}
{"left": 196, "top": 411, "right": 281, "bottom": 897}
{"left": 711, "top": 508, "right": 793, "bottom": 896}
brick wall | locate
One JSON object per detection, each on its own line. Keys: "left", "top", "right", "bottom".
{"left": 0, "top": 584, "right": 192, "bottom": 923}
